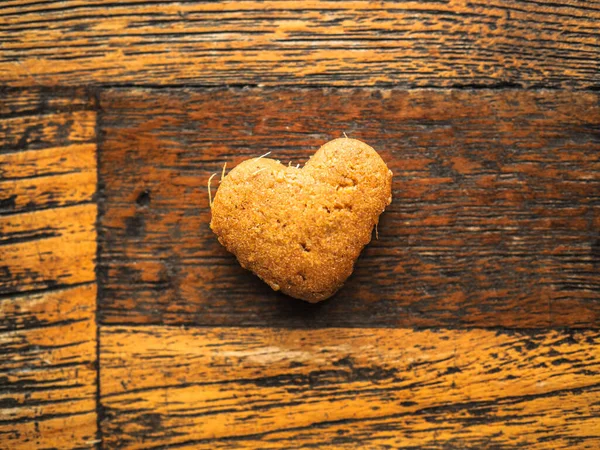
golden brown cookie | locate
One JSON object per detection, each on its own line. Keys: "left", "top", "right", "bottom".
{"left": 210, "top": 138, "right": 392, "bottom": 302}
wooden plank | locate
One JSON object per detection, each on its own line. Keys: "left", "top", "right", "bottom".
{"left": 0, "top": 286, "right": 98, "bottom": 449}
{"left": 98, "top": 88, "right": 600, "bottom": 328}
{"left": 0, "top": 111, "right": 96, "bottom": 153}
{"left": 0, "top": 204, "right": 97, "bottom": 294}
{"left": 0, "top": 89, "right": 97, "bottom": 214}
{"left": 0, "top": 89, "right": 94, "bottom": 116}
{"left": 0, "top": 90, "right": 98, "bottom": 449}
{"left": 1, "top": 1, "right": 599, "bottom": 88}
{"left": 0, "top": 143, "right": 96, "bottom": 179}
{"left": 100, "top": 326, "right": 600, "bottom": 449}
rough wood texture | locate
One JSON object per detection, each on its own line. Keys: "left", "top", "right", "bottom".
{"left": 98, "top": 88, "right": 600, "bottom": 328}
{"left": 0, "top": 286, "right": 98, "bottom": 449}
{"left": 1, "top": 1, "right": 600, "bottom": 88}
{"left": 100, "top": 326, "right": 600, "bottom": 449}
{"left": 0, "top": 90, "right": 98, "bottom": 448}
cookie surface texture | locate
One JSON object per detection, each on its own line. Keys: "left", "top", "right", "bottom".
{"left": 210, "top": 138, "right": 393, "bottom": 303}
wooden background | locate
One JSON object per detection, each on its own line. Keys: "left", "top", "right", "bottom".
{"left": 1, "top": 1, "right": 599, "bottom": 449}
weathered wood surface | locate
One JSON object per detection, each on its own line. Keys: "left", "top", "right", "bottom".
{"left": 0, "top": 286, "right": 98, "bottom": 449}
{"left": 1, "top": 1, "right": 600, "bottom": 88}
{"left": 100, "top": 326, "right": 600, "bottom": 449}
{"left": 0, "top": 90, "right": 98, "bottom": 448}
{"left": 98, "top": 88, "right": 600, "bottom": 328}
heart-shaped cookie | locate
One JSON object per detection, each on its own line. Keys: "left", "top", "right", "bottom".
{"left": 210, "top": 138, "right": 392, "bottom": 302}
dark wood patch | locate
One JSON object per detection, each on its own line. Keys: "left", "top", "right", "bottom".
{"left": 98, "top": 88, "right": 600, "bottom": 328}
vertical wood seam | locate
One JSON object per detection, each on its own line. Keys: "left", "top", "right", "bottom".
{"left": 94, "top": 87, "right": 104, "bottom": 450}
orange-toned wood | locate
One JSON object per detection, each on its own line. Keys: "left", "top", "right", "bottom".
{"left": 0, "top": 90, "right": 98, "bottom": 449}
{"left": 98, "top": 88, "right": 600, "bottom": 328}
{"left": 100, "top": 326, "right": 600, "bottom": 449}
{"left": 0, "top": 204, "right": 97, "bottom": 293}
{"left": 1, "top": 1, "right": 599, "bottom": 88}
{"left": 0, "top": 111, "right": 96, "bottom": 152}
{"left": 0, "top": 286, "right": 98, "bottom": 449}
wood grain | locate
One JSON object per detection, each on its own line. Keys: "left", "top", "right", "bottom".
{"left": 0, "top": 204, "right": 97, "bottom": 294}
{"left": 0, "top": 90, "right": 98, "bottom": 449}
{"left": 0, "top": 286, "right": 98, "bottom": 449}
{"left": 98, "top": 88, "right": 600, "bottom": 328}
{"left": 1, "top": 1, "right": 600, "bottom": 88}
{"left": 100, "top": 326, "right": 600, "bottom": 449}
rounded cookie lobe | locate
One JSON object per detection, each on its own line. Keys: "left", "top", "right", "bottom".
{"left": 210, "top": 138, "right": 392, "bottom": 303}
